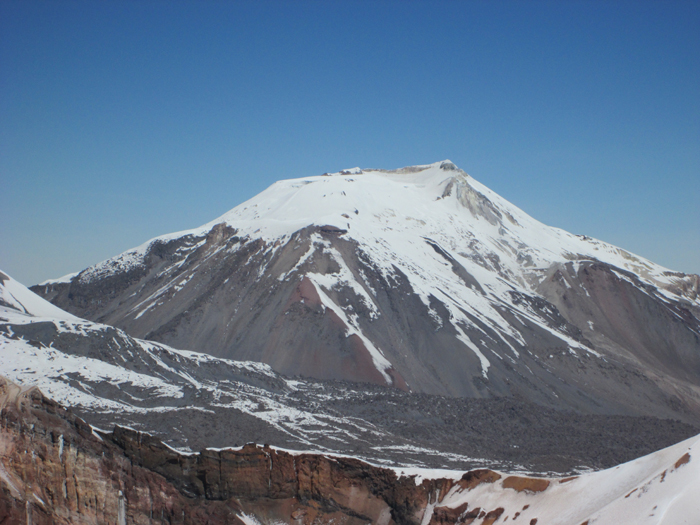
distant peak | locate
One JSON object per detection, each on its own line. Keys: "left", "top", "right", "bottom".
{"left": 322, "top": 167, "right": 363, "bottom": 176}
{"left": 439, "top": 160, "right": 459, "bottom": 171}
{"left": 320, "top": 161, "right": 461, "bottom": 178}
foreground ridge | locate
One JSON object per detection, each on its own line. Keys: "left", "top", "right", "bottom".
{"left": 1, "top": 376, "right": 698, "bottom": 524}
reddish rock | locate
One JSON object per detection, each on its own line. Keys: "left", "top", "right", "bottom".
{"left": 483, "top": 507, "right": 505, "bottom": 525}
{"left": 0, "top": 377, "right": 462, "bottom": 524}
{"left": 459, "top": 469, "right": 502, "bottom": 490}
{"left": 429, "top": 501, "right": 470, "bottom": 524}
{"left": 502, "top": 475, "right": 550, "bottom": 493}
{"left": 674, "top": 452, "right": 691, "bottom": 469}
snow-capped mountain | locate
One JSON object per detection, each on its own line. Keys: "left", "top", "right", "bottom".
{"left": 33, "top": 161, "right": 700, "bottom": 423}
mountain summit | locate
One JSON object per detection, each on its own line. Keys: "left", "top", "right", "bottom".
{"left": 33, "top": 161, "right": 700, "bottom": 422}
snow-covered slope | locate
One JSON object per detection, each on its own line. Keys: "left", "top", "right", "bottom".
{"left": 0, "top": 270, "right": 293, "bottom": 428}
{"left": 0, "top": 270, "right": 79, "bottom": 321}
{"left": 429, "top": 431, "right": 699, "bottom": 525}
{"left": 65, "top": 160, "right": 697, "bottom": 303}
{"left": 32, "top": 161, "right": 700, "bottom": 422}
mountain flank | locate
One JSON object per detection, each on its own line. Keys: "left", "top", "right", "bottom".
{"left": 31, "top": 161, "right": 700, "bottom": 424}
{"left": 4, "top": 270, "right": 696, "bottom": 474}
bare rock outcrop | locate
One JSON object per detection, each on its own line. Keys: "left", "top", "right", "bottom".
{"left": 0, "top": 377, "right": 246, "bottom": 524}
{"left": 3, "top": 377, "right": 697, "bottom": 524}
{"left": 0, "top": 377, "right": 513, "bottom": 524}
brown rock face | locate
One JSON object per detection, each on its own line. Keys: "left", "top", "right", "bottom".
{"left": 1, "top": 377, "right": 568, "bottom": 524}
{"left": 502, "top": 476, "right": 550, "bottom": 493}
{"left": 0, "top": 378, "right": 246, "bottom": 524}
{"left": 459, "top": 469, "right": 502, "bottom": 490}
{"left": 429, "top": 502, "right": 470, "bottom": 524}
{"left": 0, "top": 377, "right": 508, "bottom": 524}
{"left": 112, "top": 427, "right": 447, "bottom": 524}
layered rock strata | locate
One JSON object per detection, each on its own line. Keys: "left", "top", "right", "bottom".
{"left": 1, "top": 378, "right": 697, "bottom": 524}
{"left": 0, "top": 377, "right": 514, "bottom": 524}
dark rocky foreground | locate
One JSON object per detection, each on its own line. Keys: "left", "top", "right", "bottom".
{"left": 299, "top": 381, "right": 700, "bottom": 473}
{"left": 75, "top": 377, "right": 700, "bottom": 475}
{"left": 0, "top": 377, "right": 556, "bottom": 525}
{"left": 2, "top": 377, "right": 698, "bottom": 524}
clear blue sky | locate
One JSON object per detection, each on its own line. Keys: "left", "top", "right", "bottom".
{"left": 1, "top": 0, "right": 698, "bottom": 286}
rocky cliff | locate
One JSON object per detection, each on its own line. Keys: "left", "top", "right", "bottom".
{"left": 0, "top": 377, "right": 250, "bottom": 524}
{"left": 0, "top": 377, "right": 499, "bottom": 524}
{"left": 2, "top": 377, "right": 699, "bottom": 524}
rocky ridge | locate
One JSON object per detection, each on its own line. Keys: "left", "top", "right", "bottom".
{"left": 2, "top": 377, "right": 698, "bottom": 524}
{"left": 0, "top": 376, "right": 536, "bottom": 524}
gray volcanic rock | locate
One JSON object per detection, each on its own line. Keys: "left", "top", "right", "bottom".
{"left": 29, "top": 161, "right": 700, "bottom": 425}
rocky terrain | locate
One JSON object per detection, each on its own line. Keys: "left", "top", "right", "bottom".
{"left": 2, "top": 377, "right": 698, "bottom": 524}
{"left": 31, "top": 162, "right": 700, "bottom": 425}
{"left": 2, "top": 270, "right": 697, "bottom": 475}
{"left": 0, "top": 375, "right": 456, "bottom": 524}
